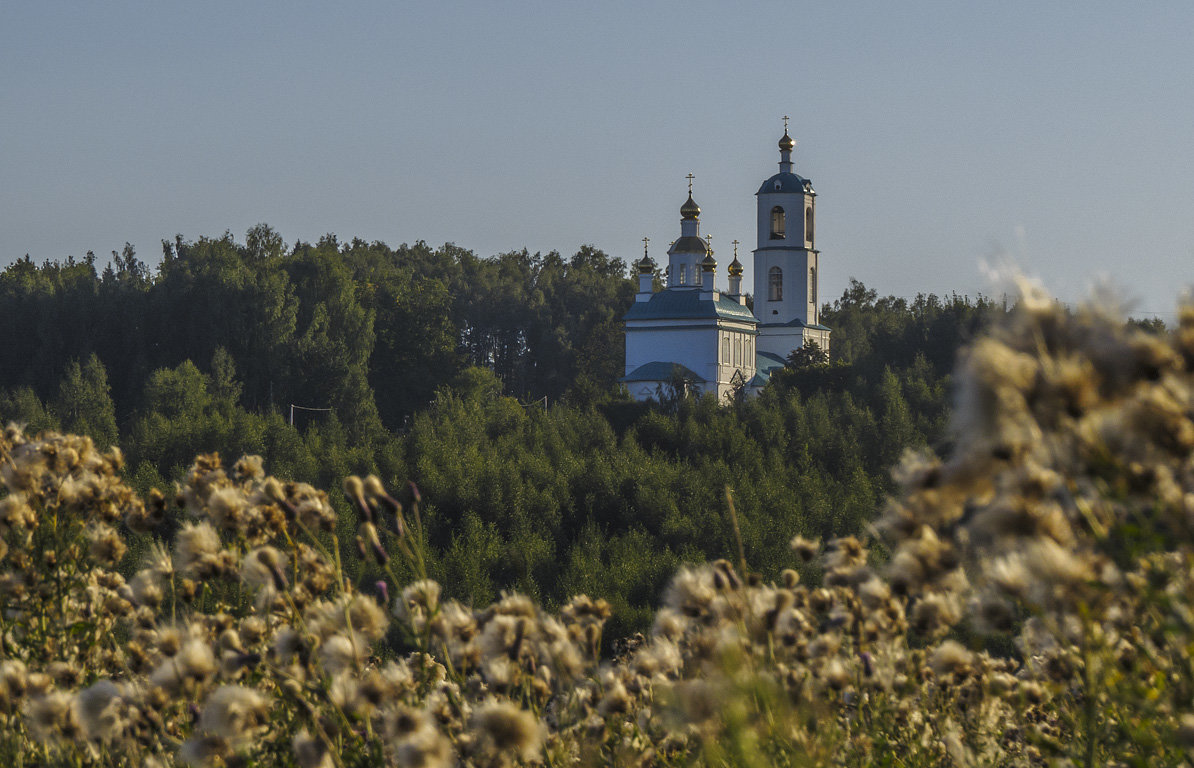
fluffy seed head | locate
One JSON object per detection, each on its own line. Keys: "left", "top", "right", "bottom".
{"left": 470, "top": 701, "right": 544, "bottom": 762}
{"left": 197, "top": 685, "right": 271, "bottom": 743}
{"left": 75, "top": 679, "right": 126, "bottom": 743}
{"left": 176, "top": 522, "right": 223, "bottom": 578}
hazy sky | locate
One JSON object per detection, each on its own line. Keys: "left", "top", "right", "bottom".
{"left": 2, "top": 2, "right": 1192, "bottom": 316}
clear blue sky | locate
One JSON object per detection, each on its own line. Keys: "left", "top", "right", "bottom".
{"left": 2, "top": 2, "right": 1192, "bottom": 315}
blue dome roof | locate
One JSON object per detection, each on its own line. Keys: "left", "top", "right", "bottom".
{"left": 623, "top": 289, "right": 758, "bottom": 323}
{"left": 668, "top": 235, "right": 709, "bottom": 254}
{"left": 757, "top": 171, "right": 813, "bottom": 195}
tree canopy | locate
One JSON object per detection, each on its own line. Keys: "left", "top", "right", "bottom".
{"left": 0, "top": 228, "right": 1005, "bottom": 634}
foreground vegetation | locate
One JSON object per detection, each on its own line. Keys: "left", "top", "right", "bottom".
{"left": 0, "top": 232, "right": 997, "bottom": 633}
{"left": 2, "top": 282, "right": 1193, "bottom": 765}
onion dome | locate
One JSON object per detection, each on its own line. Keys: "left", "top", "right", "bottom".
{"left": 701, "top": 252, "right": 717, "bottom": 272}
{"left": 680, "top": 194, "right": 701, "bottom": 220}
{"left": 779, "top": 130, "right": 795, "bottom": 152}
{"left": 727, "top": 256, "right": 743, "bottom": 277}
{"left": 670, "top": 235, "right": 707, "bottom": 254}
{"left": 637, "top": 253, "right": 655, "bottom": 274}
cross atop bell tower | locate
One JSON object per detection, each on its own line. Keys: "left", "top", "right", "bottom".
{"left": 778, "top": 115, "right": 796, "bottom": 173}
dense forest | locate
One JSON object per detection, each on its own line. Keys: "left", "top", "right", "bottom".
{"left": 0, "top": 227, "right": 999, "bottom": 634}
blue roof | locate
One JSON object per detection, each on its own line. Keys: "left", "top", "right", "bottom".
{"left": 756, "top": 351, "right": 787, "bottom": 372}
{"left": 758, "top": 318, "right": 832, "bottom": 331}
{"left": 621, "top": 361, "right": 706, "bottom": 384}
{"left": 757, "top": 171, "right": 814, "bottom": 195}
{"left": 624, "top": 289, "right": 758, "bottom": 323}
{"left": 748, "top": 351, "right": 789, "bottom": 388}
{"left": 669, "top": 236, "right": 709, "bottom": 255}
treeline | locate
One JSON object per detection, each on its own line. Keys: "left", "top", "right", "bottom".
{"left": 0, "top": 227, "right": 633, "bottom": 435}
{"left": 0, "top": 229, "right": 999, "bottom": 634}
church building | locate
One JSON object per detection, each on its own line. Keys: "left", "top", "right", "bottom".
{"left": 621, "top": 124, "right": 831, "bottom": 401}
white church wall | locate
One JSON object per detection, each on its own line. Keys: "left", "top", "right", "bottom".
{"left": 753, "top": 249, "right": 810, "bottom": 325}
{"left": 756, "top": 326, "right": 805, "bottom": 361}
{"left": 755, "top": 326, "right": 830, "bottom": 360}
{"left": 626, "top": 319, "right": 759, "bottom": 394}
{"left": 667, "top": 258, "right": 705, "bottom": 288}
{"left": 756, "top": 192, "right": 811, "bottom": 246}
{"left": 625, "top": 326, "right": 715, "bottom": 379}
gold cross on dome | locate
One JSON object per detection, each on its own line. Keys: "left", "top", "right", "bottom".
{"left": 732, "top": 239, "right": 739, "bottom": 257}
{"left": 783, "top": 115, "right": 790, "bottom": 132}
{"left": 642, "top": 237, "right": 649, "bottom": 256}
{"left": 686, "top": 173, "right": 694, "bottom": 194}
{"left": 705, "top": 234, "right": 712, "bottom": 253}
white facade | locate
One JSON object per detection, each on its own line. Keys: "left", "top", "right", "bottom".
{"left": 752, "top": 130, "right": 830, "bottom": 358}
{"left": 622, "top": 126, "right": 830, "bottom": 402}
{"left": 623, "top": 315, "right": 759, "bottom": 401}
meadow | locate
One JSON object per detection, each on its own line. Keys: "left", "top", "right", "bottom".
{"left": 3, "top": 280, "right": 1193, "bottom": 766}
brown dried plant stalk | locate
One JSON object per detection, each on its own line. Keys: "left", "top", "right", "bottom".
{"left": 0, "top": 285, "right": 1193, "bottom": 766}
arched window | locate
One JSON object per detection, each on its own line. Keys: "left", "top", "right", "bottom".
{"left": 805, "top": 207, "right": 813, "bottom": 243}
{"left": 769, "top": 266, "right": 783, "bottom": 301}
{"left": 722, "top": 336, "right": 730, "bottom": 363}
{"left": 734, "top": 337, "right": 742, "bottom": 366}
{"left": 678, "top": 264, "right": 687, "bottom": 286}
{"left": 810, "top": 267, "right": 817, "bottom": 305}
{"left": 770, "top": 207, "right": 786, "bottom": 239}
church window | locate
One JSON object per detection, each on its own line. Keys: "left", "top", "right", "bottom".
{"left": 769, "top": 267, "right": 783, "bottom": 301}
{"left": 806, "top": 207, "right": 814, "bottom": 243}
{"left": 734, "top": 337, "right": 742, "bottom": 366}
{"left": 678, "top": 264, "right": 687, "bottom": 286}
{"left": 770, "top": 207, "right": 786, "bottom": 239}
{"left": 722, "top": 336, "right": 730, "bottom": 363}
{"left": 810, "top": 267, "right": 817, "bottom": 305}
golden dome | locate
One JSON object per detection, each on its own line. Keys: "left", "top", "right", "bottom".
{"left": 701, "top": 252, "right": 717, "bottom": 272}
{"left": 637, "top": 253, "right": 654, "bottom": 274}
{"left": 680, "top": 194, "right": 701, "bottom": 220}
{"left": 727, "top": 257, "right": 743, "bottom": 277}
{"left": 779, "top": 131, "right": 795, "bottom": 152}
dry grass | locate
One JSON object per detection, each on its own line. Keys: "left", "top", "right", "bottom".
{"left": 3, "top": 283, "right": 1194, "bottom": 766}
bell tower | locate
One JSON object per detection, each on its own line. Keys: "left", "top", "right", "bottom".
{"left": 752, "top": 118, "right": 827, "bottom": 358}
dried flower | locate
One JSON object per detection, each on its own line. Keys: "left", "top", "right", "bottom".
{"left": 176, "top": 522, "right": 223, "bottom": 578}
{"left": 197, "top": 685, "right": 270, "bottom": 743}
{"left": 470, "top": 700, "right": 544, "bottom": 763}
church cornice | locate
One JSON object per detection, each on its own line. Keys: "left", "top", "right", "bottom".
{"left": 752, "top": 246, "right": 820, "bottom": 254}
{"left": 755, "top": 190, "right": 816, "bottom": 198}
{"left": 623, "top": 322, "right": 760, "bottom": 335}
